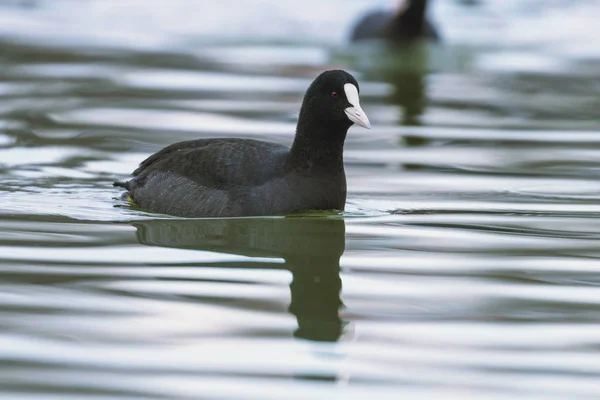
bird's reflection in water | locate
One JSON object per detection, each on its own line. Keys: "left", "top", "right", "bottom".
{"left": 384, "top": 49, "right": 429, "bottom": 128}
{"left": 134, "top": 216, "right": 345, "bottom": 342}
{"left": 360, "top": 44, "right": 432, "bottom": 151}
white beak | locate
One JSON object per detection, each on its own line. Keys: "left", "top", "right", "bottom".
{"left": 343, "top": 83, "right": 371, "bottom": 129}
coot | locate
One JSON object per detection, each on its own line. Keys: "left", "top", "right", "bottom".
{"left": 350, "top": 0, "right": 439, "bottom": 43}
{"left": 114, "top": 69, "right": 371, "bottom": 218}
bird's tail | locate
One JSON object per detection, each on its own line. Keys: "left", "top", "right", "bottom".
{"left": 113, "top": 180, "right": 131, "bottom": 190}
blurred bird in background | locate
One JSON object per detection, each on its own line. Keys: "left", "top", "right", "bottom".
{"left": 350, "top": 0, "right": 439, "bottom": 44}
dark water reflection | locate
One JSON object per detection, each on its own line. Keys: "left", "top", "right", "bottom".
{"left": 375, "top": 46, "right": 430, "bottom": 127}
{"left": 135, "top": 217, "right": 345, "bottom": 342}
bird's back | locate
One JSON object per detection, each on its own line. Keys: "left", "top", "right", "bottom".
{"left": 117, "top": 138, "right": 290, "bottom": 217}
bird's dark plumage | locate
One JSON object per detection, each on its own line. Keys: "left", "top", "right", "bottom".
{"left": 114, "top": 70, "right": 371, "bottom": 218}
{"left": 350, "top": 0, "right": 439, "bottom": 43}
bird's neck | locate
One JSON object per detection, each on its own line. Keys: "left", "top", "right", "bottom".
{"left": 392, "top": 0, "right": 428, "bottom": 37}
{"left": 288, "top": 117, "right": 350, "bottom": 170}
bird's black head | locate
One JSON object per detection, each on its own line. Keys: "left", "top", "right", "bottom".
{"left": 299, "top": 70, "right": 371, "bottom": 131}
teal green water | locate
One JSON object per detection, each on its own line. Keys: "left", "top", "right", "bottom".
{"left": 1, "top": 1, "right": 600, "bottom": 398}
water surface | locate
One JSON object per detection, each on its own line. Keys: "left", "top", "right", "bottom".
{"left": 1, "top": 0, "right": 600, "bottom": 398}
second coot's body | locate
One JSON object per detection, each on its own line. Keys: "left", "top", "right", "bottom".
{"left": 350, "top": 0, "right": 439, "bottom": 43}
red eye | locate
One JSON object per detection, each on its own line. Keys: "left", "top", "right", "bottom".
{"left": 331, "top": 92, "right": 339, "bottom": 99}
